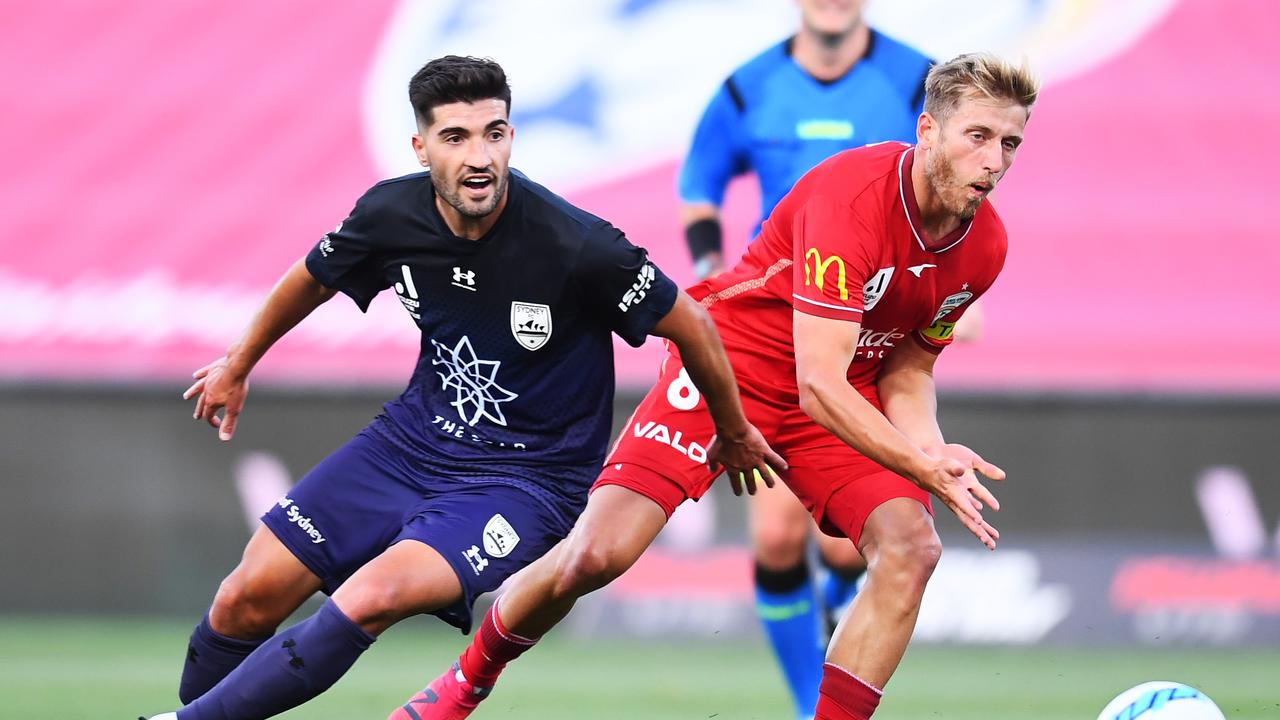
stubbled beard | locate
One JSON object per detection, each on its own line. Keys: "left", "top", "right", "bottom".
{"left": 434, "top": 172, "right": 507, "bottom": 219}
{"left": 925, "top": 149, "right": 984, "bottom": 221}
{"left": 956, "top": 189, "right": 982, "bottom": 221}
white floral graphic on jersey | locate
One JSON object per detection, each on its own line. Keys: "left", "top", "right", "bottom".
{"left": 430, "top": 336, "right": 518, "bottom": 427}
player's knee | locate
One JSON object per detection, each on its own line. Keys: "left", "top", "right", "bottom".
{"left": 210, "top": 573, "right": 284, "bottom": 638}
{"left": 869, "top": 528, "right": 941, "bottom": 599}
{"left": 553, "top": 542, "right": 628, "bottom": 598}
{"left": 332, "top": 580, "right": 412, "bottom": 631}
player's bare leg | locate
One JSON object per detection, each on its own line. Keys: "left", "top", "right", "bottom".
{"left": 331, "top": 539, "right": 465, "bottom": 634}
{"left": 819, "top": 498, "right": 940, "bottom": 719}
{"left": 179, "top": 525, "right": 323, "bottom": 703}
{"left": 504, "top": 484, "right": 668, "bottom": 633}
{"left": 750, "top": 481, "right": 810, "bottom": 569}
{"left": 392, "top": 484, "right": 669, "bottom": 720}
{"left": 209, "top": 526, "right": 324, "bottom": 637}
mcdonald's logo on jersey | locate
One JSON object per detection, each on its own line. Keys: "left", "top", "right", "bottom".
{"left": 803, "top": 248, "right": 850, "bottom": 300}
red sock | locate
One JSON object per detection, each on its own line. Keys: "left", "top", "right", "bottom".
{"left": 814, "top": 662, "right": 883, "bottom": 720}
{"left": 458, "top": 598, "right": 538, "bottom": 687}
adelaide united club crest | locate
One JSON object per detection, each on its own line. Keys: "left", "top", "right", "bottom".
{"left": 510, "top": 302, "right": 552, "bottom": 351}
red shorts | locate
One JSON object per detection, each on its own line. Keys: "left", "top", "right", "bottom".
{"left": 594, "top": 349, "right": 932, "bottom": 546}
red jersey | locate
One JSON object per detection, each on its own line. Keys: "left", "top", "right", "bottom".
{"left": 690, "top": 142, "right": 1008, "bottom": 401}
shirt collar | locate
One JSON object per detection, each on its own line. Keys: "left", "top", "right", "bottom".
{"left": 897, "top": 147, "right": 974, "bottom": 254}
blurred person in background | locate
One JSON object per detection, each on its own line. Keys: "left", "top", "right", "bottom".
{"left": 677, "top": 2, "right": 978, "bottom": 715}
{"left": 141, "top": 54, "right": 779, "bottom": 720}
{"left": 404, "top": 52, "right": 1037, "bottom": 720}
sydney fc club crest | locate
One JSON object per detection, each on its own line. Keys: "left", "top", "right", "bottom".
{"left": 510, "top": 302, "right": 552, "bottom": 351}
{"left": 482, "top": 513, "right": 521, "bottom": 558}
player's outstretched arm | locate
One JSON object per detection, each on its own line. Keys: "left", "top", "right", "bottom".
{"left": 793, "top": 311, "right": 999, "bottom": 548}
{"left": 878, "top": 339, "right": 1006, "bottom": 526}
{"left": 650, "top": 293, "right": 786, "bottom": 494}
{"left": 183, "top": 257, "right": 337, "bottom": 442}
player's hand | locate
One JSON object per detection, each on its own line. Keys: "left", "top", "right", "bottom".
{"left": 913, "top": 446, "right": 1005, "bottom": 550}
{"left": 935, "top": 443, "right": 1006, "bottom": 510}
{"left": 706, "top": 424, "right": 787, "bottom": 496}
{"left": 183, "top": 356, "right": 249, "bottom": 442}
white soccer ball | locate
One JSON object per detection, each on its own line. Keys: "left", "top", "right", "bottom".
{"left": 1096, "top": 681, "right": 1226, "bottom": 720}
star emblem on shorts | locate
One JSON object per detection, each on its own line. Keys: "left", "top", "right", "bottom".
{"left": 431, "top": 336, "right": 519, "bottom": 427}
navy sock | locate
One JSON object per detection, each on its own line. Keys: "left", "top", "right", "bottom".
{"left": 178, "top": 615, "right": 268, "bottom": 704}
{"left": 176, "top": 599, "right": 374, "bottom": 720}
{"left": 755, "top": 561, "right": 822, "bottom": 719}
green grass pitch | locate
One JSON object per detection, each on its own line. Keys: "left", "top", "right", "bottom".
{"left": 3, "top": 616, "right": 1278, "bottom": 719}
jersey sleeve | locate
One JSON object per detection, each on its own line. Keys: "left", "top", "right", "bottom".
{"left": 304, "top": 190, "right": 387, "bottom": 312}
{"left": 677, "top": 81, "right": 749, "bottom": 206}
{"left": 576, "top": 222, "right": 679, "bottom": 347}
{"left": 790, "top": 193, "right": 882, "bottom": 322}
{"left": 913, "top": 301, "right": 972, "bottom": 353}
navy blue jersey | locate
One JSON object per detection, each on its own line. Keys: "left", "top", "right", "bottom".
{"left": 679, "top": 31, "right": 931, "bottom": 237}
{"left": 305, "top": 170, "right": 677, "bottom": 504}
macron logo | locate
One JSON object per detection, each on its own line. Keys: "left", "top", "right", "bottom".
{"left": 908, "top": 263, "right": 937, "bottom": 277}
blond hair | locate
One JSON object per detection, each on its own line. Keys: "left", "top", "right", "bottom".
{"left": 923, "top": 53, "right": 1040, "bottom": 122}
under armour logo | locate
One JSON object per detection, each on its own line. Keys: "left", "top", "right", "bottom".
{"left": 282, "top": 638, "right": 305, "bottom": 669}
{"left": 452, "top": 267, "right": 476, "bottom": 291}
{"left": 463, "top": 544, "right": 489, "bottom": 575}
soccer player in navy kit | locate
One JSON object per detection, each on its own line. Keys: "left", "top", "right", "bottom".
{"left": 141, "top": 56, "right": 781, "bottom": 720}
{"left": 678, "top": 3, "right": 934, "bottom": 716}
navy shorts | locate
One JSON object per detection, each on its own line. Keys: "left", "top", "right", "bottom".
{"left": 261, "top": 426, "right": 579, "bottom": 632}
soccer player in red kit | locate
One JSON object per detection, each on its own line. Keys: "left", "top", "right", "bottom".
{"left": 393, "top": 53, "right": 1039, "bottom": 720}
